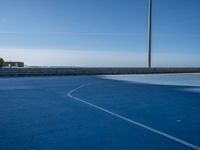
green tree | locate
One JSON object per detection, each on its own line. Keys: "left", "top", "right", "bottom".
{"left": 0, "top": 58, "right": 4, "bottom": 67}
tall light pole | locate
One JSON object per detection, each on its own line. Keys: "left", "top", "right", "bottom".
{"left": 148, "top": 0, "right": 152, "bottom": 68}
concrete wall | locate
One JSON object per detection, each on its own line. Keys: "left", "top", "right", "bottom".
{"left": 0, "top": 67, "right": 200, "bottom": 77}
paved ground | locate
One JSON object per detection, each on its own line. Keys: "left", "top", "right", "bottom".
{"left": 0, "top": 75, "right": 200, "bottom": 150}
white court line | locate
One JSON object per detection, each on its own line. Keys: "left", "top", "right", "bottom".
{"left": 67, "top": 84, "right": 200, "bottom": 150}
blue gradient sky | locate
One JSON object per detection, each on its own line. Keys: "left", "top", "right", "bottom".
{"left": 0, "top": 0, "right": 200, "bottom": 67}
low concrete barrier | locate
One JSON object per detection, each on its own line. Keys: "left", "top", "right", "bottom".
{"left": 0, "top": 67, "right": 200, "bottom": 77}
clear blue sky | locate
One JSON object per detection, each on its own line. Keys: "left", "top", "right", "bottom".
{"left": 0, "top": 0, "right": 200, "bottom": 67}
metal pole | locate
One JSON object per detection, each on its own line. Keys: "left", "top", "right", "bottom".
{"left": 148, "top": 0, "right": 152, "bottom": 68}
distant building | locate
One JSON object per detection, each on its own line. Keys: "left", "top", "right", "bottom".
{"left": 3, "top": 61, "right": 24, "bottom": 67}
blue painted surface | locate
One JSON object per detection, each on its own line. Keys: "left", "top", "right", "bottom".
{"left": 0, "top": 76, "right": 200, "bottom": 150}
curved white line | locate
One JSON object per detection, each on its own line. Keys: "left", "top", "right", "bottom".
{"left": 67, "top": 84, "right": 200, "bottom": 150}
